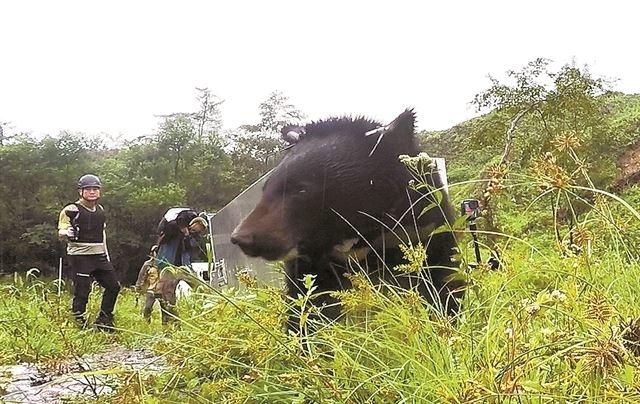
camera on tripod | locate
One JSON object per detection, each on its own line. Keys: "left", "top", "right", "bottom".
{"left": 461, "top": 199, "right": 480, "bottom": 221}
{"left": 459, "top": 198, "right": 499, "bottom": 269}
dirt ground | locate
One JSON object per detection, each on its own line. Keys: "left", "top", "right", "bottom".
{"left": 0, "top": 345, "right": 165, "bottom": 403}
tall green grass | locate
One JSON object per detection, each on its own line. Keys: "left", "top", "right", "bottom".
{"left": 2, "top": 167, "right": 640, "bottom": 403}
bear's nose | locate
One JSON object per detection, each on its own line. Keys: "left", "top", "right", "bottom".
{"left": 230, "top": 231, "right": 254, "bottom": 249}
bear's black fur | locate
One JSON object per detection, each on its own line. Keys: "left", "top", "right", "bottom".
{"left": 231, "top": 110, "right": 463, "bottom": 331}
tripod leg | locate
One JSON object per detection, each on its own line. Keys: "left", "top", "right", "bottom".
{"left": 469, "top": 222, "right": 482, "bottom": 264}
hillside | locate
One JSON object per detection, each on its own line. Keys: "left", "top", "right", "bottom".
{"left": 419, "top": 92, "right": 640, "bottom": 192}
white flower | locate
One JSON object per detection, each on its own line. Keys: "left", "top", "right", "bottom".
{"left": 551, "top": 289, "right": 567, "bottom": 303}
{"left": 505, "top": 327, "right": 514, "bottom": 338}
{"left": 525, "top": 303, "right": 541, "bottom": 315}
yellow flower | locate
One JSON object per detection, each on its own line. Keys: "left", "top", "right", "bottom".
{"left": 394, "top": 243, "right": 427, "bottom": 274}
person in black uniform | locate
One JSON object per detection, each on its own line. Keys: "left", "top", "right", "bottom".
{"left": 57, "top": 174, "right": 121, "bottom": 331}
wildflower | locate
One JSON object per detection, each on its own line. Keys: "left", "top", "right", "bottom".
{"left": 552, "top": 131, "right": 582, "bottom": 152}
{"left": 622, "top": 317, "right": 640, "bottom": 356}
{"left": 237, "top": 270, "right": 257, "bottom": 288}
{"left": 448, "top": 335, "right": 462, "bottom": 346}
{"left": 399, "top": 153, "right": 436, "bottom": 185}
{"left": 521, "top": 296, "right": 542, "bottom": 315}
{"left": 402, "top": 289, "right": 423, "bottom": 311}
{"left": 586, "top": 292, "right": 614, "bottom": 324}
{"left": 532, "top": 153, "right": 573, "bottom": 190}
{"left": 242, "top": 368, "right": 261, "bottom": 382}
{"left": 571, "top": 328, "right": 626, "bottom": 377}
{"left": 417, "top": 152, "right": 436, "bottom": 169}
{"left": 394, "top": 243, "right": 426, "bottom": 274}
{"left": 525, "top": 303, "right": 541, "bottom": 315}
{"left": 505, "top": 327, "right": 514, "bottom": 339}
{"left": 550, "top": 289, "right": 567, "bottom": 303}
{"left": 571, "top": 225, "right": 593, "bottom": 249}
{"left": 332, "top": 273, "right": 377, "bottom": 313}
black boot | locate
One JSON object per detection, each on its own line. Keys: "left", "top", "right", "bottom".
{"left": 94, "top": 311, "right": 115, "bottom": 333}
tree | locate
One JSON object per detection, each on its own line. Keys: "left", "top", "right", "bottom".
{"left": 0, "top": 90, "right": 302, "bottom": 278}
{"left": 0, "top": 121, "right": 12, "bottom": 146}
{"left": 0, "top": 132, "right": 100, "bottom": 275}
{"left": 156, "top": 87, "right": 224, "bottom": 142}
{"left": 225, "top": 91, "right": 305, "bottom": 190}
{"left": 472, "top": 59, "right": 611, "bottom": 170}
{"left": 258, "top": 90, "right": 305, "bottom": 133}
{"left": 193, "top": 87, "right": 224, "bottom": 140}
{"left": 156, "top": 115, "right": 197, "bottom": 180}
{"left": 464, "top": 60, "right": 616, "bottom": 252}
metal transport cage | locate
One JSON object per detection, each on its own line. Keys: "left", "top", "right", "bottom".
{"left": 194, "top": 171, "right": 283, "bottom": 288}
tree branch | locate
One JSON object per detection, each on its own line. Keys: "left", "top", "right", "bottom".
{"left": 499, "top": 105, "right": 536, "bottom": 167}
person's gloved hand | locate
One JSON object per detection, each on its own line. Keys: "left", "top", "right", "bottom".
{"left": 66, "top": 227, "right": 77, "bottom": 239}
{"left": 188, "top": 217, "right": 207, "bottom": 234}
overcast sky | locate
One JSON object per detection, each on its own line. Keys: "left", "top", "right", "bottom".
{"left": 1, "top": 1, "right": 639, "bottom": 141}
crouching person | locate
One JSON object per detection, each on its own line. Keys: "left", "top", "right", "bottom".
{"left": 157, "top": 271, "right": 180, "bottom": 326}
{"left": 136, "top": 245, "right": 180, "bottom": 325}
{"left": 58, "top": 174, "right": 121, "bottom": 332}
{"left": 135, "top": 245, "right": 161, "bottom": 323}
{"left": 152, "top": 214, "right": 208, "bottom": 325}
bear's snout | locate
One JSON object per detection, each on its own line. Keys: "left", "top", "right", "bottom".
{"left": 230, "top": 230, "right": 258, "bottom": 256}
{"left": 231, "top": 224, "right": 294, "bottom": 261}
{"left": 230, "top": 230, "right": 252, "bottom": 248}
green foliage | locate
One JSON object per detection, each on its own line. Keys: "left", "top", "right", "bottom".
{"left": 258, "top": 90, "right": 305, "bottom": 133}
{"left": 0, "top": 89, "right": 304, "bottom": 278}
{"left": 222, "top": 90, "right": 305, "bottom": 190}
{"left": 2, "top": 160, "right": 640, "bottom": 403}
{"left": 0, "top": 132, "right": 98, "bottom": 274}
{"left": 602, "top": 92, "right": 640, "bottom": 147}
{"left": 4, "top": 191, "right": 640, "bottom": 402}
{"left": 3, "top": 62, "right": 640, "bottom": 401}
{"left": 0, "top": 276, "right": 153, "bottom": 365}
{"left": 422, "top": 60, "right": 634, "bottom": 189}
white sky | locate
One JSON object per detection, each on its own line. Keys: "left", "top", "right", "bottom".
{"left": 1, "top": 0, "right": 639, "bottom": 140}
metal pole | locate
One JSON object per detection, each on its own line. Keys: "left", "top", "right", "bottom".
{"left": 461, "top": 199, "right": 482, "bottom": 267}
{"left": 57, "top": 257, "right": 63, "bottom": 296}
{"left": 205, "top": 212, "right": 216, "bottom": 286}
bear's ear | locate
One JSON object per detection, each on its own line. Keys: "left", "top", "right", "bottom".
{"left": 386, "top": 108, "right": 416, "bottom": 137}
{"left": 364, "top": 109, "right": 415, "bottom": 156}
{"left": 281, "top": 125, "right": 306, "bottom": 145}
{"left": 365, "top": 109, "right": 415, "bottom": 139}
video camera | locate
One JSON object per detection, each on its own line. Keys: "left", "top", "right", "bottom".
{"left": 65, "top": 210, "right": 80, "bottom": 241}
{"left": 461, "top": 199, "right": 480, "bottom": 221}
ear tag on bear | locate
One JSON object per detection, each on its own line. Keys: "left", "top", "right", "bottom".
{"left": 365, "top": 125, "right": 389, "bottom": 157}
{"left": 364, "top": 125, "right": 389, "bottom": 137}
{"left": 285, "top": 131, "right": 301, "bottom": 141}
{"left": 281, "top": 125, "right": 306, "bottom": 147}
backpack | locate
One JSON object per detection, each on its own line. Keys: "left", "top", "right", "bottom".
{"left": 156, "top": 208, "right": 198, "bottom": 237}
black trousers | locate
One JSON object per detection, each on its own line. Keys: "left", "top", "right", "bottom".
{"left": 68, "top": 254, "right": 121, "bottom": 319}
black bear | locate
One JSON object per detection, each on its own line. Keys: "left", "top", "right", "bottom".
{"left": 231, "top": 109, "right": 463, "bottom": 329}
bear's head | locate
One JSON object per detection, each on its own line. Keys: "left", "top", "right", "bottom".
{"left": 231, "top": 109, "right": 446, "bottom": 261}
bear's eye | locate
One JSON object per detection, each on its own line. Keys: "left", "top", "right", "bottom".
{"left": 289, "top": 183, "right": 309, "bottom": 197}
{"left": 293, "top": 187, "right": 307, "bottom": 197}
